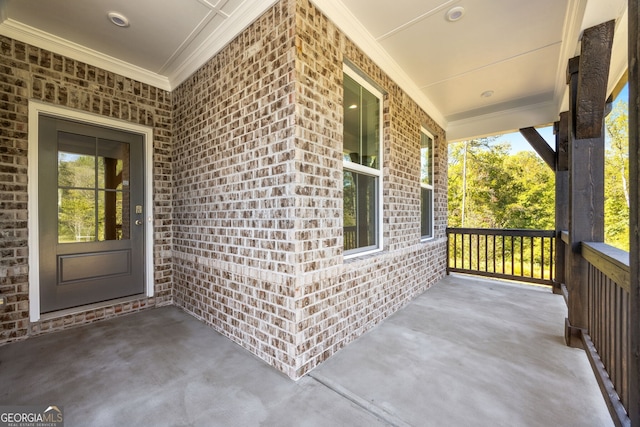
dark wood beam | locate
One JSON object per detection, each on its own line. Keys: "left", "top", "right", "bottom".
{"left": 519, "top": 127, "right": 556, "bottom": 170}
{"left": 627, "top": 0, "right": 639, "bottom": 424}
{"left": 565, "top": 43, "right": 605, "bottom": 339}
{"left": 556, "top": 113, "right": 569, "bottom": 172}
{"left": 575, "top": 20, "right": 615, "bottom": 140}
{"left": 554, "top": 113, "right": 569, "bottom": 294}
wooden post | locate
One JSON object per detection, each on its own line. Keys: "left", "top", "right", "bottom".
{"left": 565, "top": 57, "right": 589, "bottom": 342}
{"left": 628, "top": 0, "right": 639, "bottom": 424}
{"left": 564, "top": 20, "right": 614, "bottom": 343}
{"left": 554, "top": 113, "right": 569, "bottom": 295}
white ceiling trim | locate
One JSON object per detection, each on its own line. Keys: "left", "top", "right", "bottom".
{"left": 609, "top": 7, "right": 629, "bottom": 93}
{"left": 198, "top": 0, "right": 231, "bottom": 16}
{"left": 310, "top": 0, "right": 447, "bottom": 130}
{"left": 157, "top": 10, "right": 219, "bottom": 75}
{"left": 375, "top": 0, "right": 458, "bottom": 42}
{"left": 554, "top": 0, "right": 588, "bottom": 113}
{"left": 165, "top": 0, "right": 279, "bottom": 88}
{"left": 0, "top": 19, "right": 172, "bottom": 91}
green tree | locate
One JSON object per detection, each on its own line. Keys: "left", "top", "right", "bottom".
{"left": 448, "top": 138, "right": 555, "bottom": 229}
{"left": 448, "top": 138, "right": 500, "bottom": 227}
{"left": 604, "top": 101, "right": 630, "bottom": 250}
{"left": 504, "top": 152, "right": 555, "bottom": 229}
{"left": 58, "top": 154, "right": 96, "bottom": 242}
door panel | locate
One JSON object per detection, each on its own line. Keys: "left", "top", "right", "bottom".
{"left": 39, "top": 115, "right": 145, "bottom": 313}
{"left": 58, "top": 250, "right": 131, "bottom": 283}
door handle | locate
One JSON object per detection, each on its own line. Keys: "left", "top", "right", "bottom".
{"left": 135, "top": 219, "right": 143, "bottom": 226}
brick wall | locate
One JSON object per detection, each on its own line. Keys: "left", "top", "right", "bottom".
{"left": 0, "top": 36, "right": 173, "bottom": 343}
{"left": 1, "top": 0, "right": 447, "bottom": 380}
{"left": 293, "top": 0, "right": 448, "bottom": 377}
{"left": 172, "top": 1, "right": 299, "bottom": 376}
{"left": 173, "top": 0, "right": 447, "bottom": 379}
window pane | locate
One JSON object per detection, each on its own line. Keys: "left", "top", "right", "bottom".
{"left": 344, "top": 171, "right": 377, "bottom": 251}
{"left": 343, "top": 74, "right": 380, "bottom": 169}
{"left": 97, "top": 139, "right": 129, "bottom": 190}
{"left": 420, "top": 133, "right": 433, "bottom": 186}
{"left": 58, "top": 132, "right": 96, "bottom": 189}
{"left": 98, "top": 190, "right": 129, "bottom": 241}
{"left": 421, "top": 187, "right": 433, "bottom": 238}
{"left": 344, "top": 75, "right": 360, "bottom": 161}
{"left": 360, "top": 86, "right": 379, "bottom": 168}
{"left": 58, "top": 189, "right": 96, "bottom": 242}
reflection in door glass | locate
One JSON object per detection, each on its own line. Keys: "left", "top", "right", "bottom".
{"left": 57, "top": 132, "right": 130, "bottom": 243}
{"left": 98, "top": 191, "right": 129, "bottom": 240}
{"left": 97, "top": 139, "right": 128, "bottom": 190}
{"left": 58, "top": 189, "right": 96, "bottom": 242}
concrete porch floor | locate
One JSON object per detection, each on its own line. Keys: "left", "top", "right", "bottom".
{"left": 0, "top": 275, "right": 612, "bottom": 427}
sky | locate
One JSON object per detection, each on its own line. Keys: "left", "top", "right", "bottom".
{"left": 494, "top": 126, "right": 555, "bottom": 154}
{"left": 492, "top": 83, "right": 628, "bottom": 153}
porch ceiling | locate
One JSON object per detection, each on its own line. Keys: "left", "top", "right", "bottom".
{"left": 0, "top": 0, "right": 629, "bottom": 140}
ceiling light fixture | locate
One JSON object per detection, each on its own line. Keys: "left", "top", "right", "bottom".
{"left": 481, "top": 90, "right": 494, "bottom": 98}
{"left": 445, "top": 6, "right": 465, "bottom": 22}
{"left": 108, "top": 12, "right": 130, "bottom": 28}
{"left": 348, "top": 104, "right": 358, "bottom": 109}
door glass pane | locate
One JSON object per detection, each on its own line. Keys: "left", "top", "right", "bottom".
{"left": 58, "top": 189, "right": 96, "bottom": 242}
{"left": 97, "top": 139, "right": 129, "bottom": 190}
{"left": 58, "top": 132, "right": 97, "bottom": 243}
{"left": 58, "top": 132, "right": 96, "bottom": 189}
{"left": 97, "top": 139, "right": 130, "bottom": 241}
{"left": 57, "top": 133, "right": 131, "bottom": 242}
{"left": 98, "top": 190, "right": 129, "bottom": 241}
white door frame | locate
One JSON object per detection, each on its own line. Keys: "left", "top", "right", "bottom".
{"left": 27, "top": 100, "right": 155, "bottom": 322}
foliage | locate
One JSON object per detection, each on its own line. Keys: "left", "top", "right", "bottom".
{"left": 58, "top": 154, "right": 97, "bottom": 242}
{"left": 448, "top": 138, "right": 555, "bottom": 230}
{"left": 604, "top": 101, "right": 630, "bottom": 250}
{"left": 57, "top": 152, "right": 126, "bottom": 242}
{"left": 448, "top": 98, "right": 629, "bottom": 253}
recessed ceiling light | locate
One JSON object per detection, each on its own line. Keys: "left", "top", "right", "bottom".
{"left": 446, "top": 6, "right": 465, "bottom": 22}
{"left": 108, "top": 12, "right": 130, "bottom": 28}
{"left": 481, "top": 90, "right": 494, "bottom": 98}
{"left": 348, "top": 104, "right": 358, "bottom": 109}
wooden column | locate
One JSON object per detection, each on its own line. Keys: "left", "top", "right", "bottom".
{"left": 565, "top": 21, "right": 614, "bottom": 343}
{"left": 554, "top": 113, "right": 569, "bottom": 295}
{"left": 628, "top": 0, "right": 640, "bottom": 424}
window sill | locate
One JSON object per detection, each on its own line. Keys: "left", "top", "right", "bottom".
{"left": 344, "top": 247, "right": 383, "bottom": 261}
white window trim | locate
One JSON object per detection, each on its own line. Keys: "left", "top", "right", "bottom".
{"left": 343, "top": 64, "right": 384, "bottom": 259}
{"left": 420, "top": 127, "right": 435, "bottom": 242}
{"left": 27, "top": 100, "right": 155, "bottom": 322}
